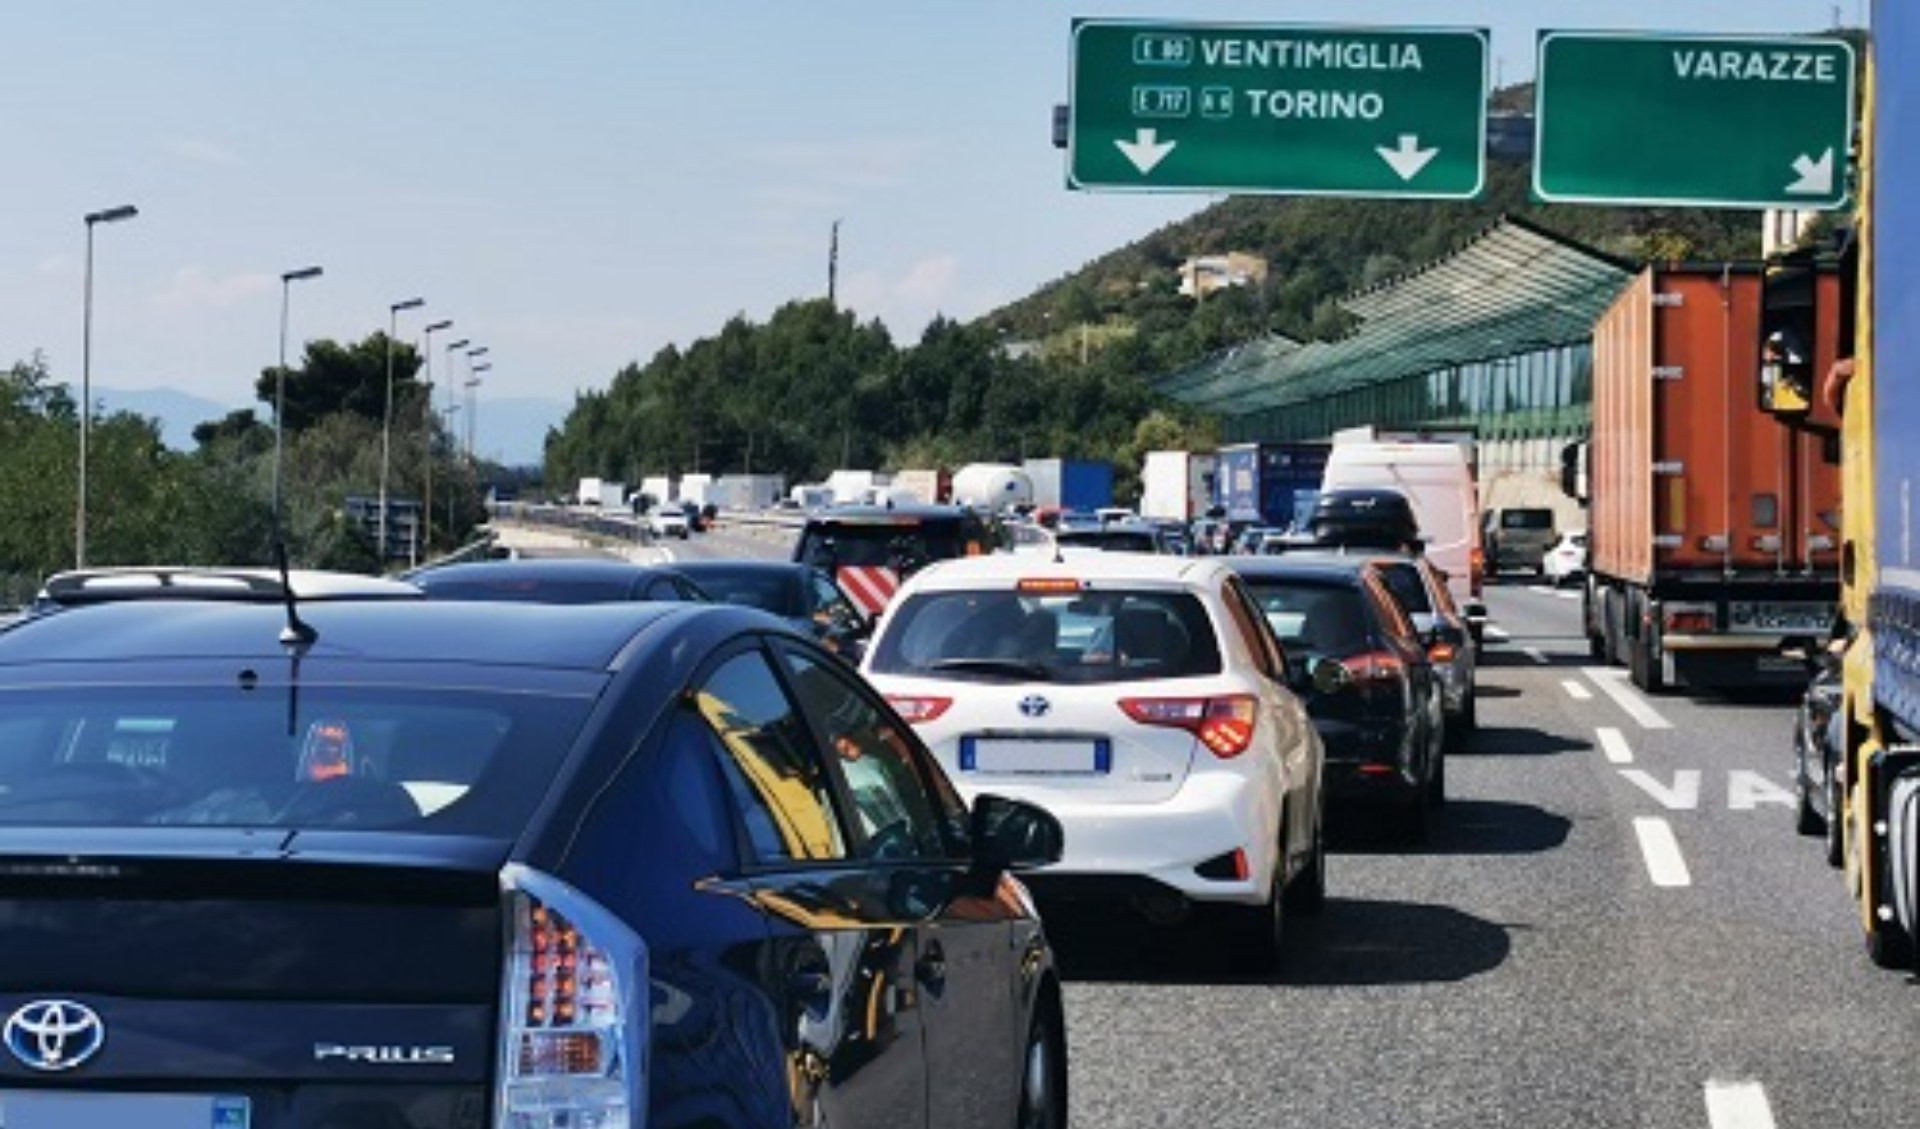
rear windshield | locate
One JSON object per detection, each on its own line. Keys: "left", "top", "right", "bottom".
{"left": 416, "top": 576, "right": 636, "bottom": 604}
{"left": 686, "top": 569, "right": 801, "bottom": 617}
{"left": 1242, "top": 579, "right": 1371, "bottom": 658}
{"left": 869, "top": 589, "right": 1222, "bottom": 683}
{"left": 797, "top": 522, "right": 966, "bottom": 573}
{"left": 0, "top": 682, "right": 591, "bottom": 834}
{"left": 1057, "top": 529, "right": 1159, "bottom": 553}
{"left": 1500, "top": 510, "right": 1555, "bottom": 530}
{"left": 1377, "top": 563, "right": 1434, "bottom": 615}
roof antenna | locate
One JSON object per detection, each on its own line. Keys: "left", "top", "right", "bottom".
{"left": 273, "top": 530, "right": 315, "bottom": 646}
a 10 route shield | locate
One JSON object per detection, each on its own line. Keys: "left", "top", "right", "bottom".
{"left": 1067, "top": 20, "right": 1488, "bottom": 199}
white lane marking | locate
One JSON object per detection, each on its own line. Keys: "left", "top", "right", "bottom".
{"left": 1596, "top": 727, "right": 1634, "bottom": 765}
{"left": 1555, "top": 589, "right": 1581, "bottom": 601}
{"left": 1620, "top": 769, "right": 1701, "bottom": 811}
{"left": 1728, "top": 770, "right": 1797, "bottom": 811}
{"left": 1484, "top": 625, "right": 1510, "bottom": 642}
{"left": 1523, "top": 646, "right": 1550, "bottom": 665}
{"left": 1528, "top": 585, "right": 1555, "bottom": 595}
{"left": 658, "top": 546, "right": 676, "bottom": 563}
{"left": 1705, "top": 1080, "right": 1777, "bottom": 1129}
{"left": 1581, "top": 667, "right": 1674, "bottom": 730}
{"left": 1633, "top": 817, "right": 1693, "bottom": 887}
{"left": 1562, "top": 679, "right": 1593, "bottom": 700}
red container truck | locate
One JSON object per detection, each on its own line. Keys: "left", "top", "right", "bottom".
{"left": 1579, "top": 264, "right": 1842, "bottom": 691}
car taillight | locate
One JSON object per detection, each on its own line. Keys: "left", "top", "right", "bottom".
{"left": 1470, "top": 547, "right": 1486, "bottom": 597}
{"left": 1664, "top": 605, "right": 1716, "bottom": 634}
{"left": 885, "top": 695, "right": 953, "bottom": 724}
{"left": 1345, "top": 651, "right": 1408, "bottom": 682}
{"left": 499, "top": 866, "right": 645, "bottom": 1129}
{"left": 1119, "top": 694, "right": 1258, "bottom": 758}
{"left": 1427, "top": 641, "right": 1457, "bottom": 664}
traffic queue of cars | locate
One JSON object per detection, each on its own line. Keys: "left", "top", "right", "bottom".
{"left": 0, "top": 488, "right": 1477, "bottom": 1127}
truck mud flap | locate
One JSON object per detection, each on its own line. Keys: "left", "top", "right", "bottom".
{"left": 1875, "top": 748, "right": 1920, "bottom": 973}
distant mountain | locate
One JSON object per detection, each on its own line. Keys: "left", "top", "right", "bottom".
{"left": 95, "top": 386, "right": 241, "bottom": 450}
{"left": 472, "top": 396, "right": 567, "bottom": 468}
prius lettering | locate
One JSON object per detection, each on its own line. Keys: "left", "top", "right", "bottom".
{"left": 314, "top": 1044, "right": 457, "bottom": 1065}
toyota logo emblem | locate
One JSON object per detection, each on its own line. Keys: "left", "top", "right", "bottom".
{"left": 1018, "top": 695, "right": 1051, "bottom": 718}
{"left": 4, "top": 1000, "right": 105, "bottom": 1072}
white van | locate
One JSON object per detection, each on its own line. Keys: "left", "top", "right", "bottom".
{"left": 1321, "top": 438, "right": 1487, "bottom": 634}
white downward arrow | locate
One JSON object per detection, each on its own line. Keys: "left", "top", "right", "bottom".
{"left": 1787, "top": 148, "right": 1836, "bottom": 196}
{"left": 1376, "top": 134, "right": 1439, "bottom": 181}
{"left": 1115, "top": 128, "right": 1176, "bottom": 175}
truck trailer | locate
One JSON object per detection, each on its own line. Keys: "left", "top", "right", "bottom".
{"left": 1580, "top": 264, "right": 1841, "bottom": 692}
{"left": 1139, "top": 450, "right": 1218, "bottom": 522}
{"left": 1216, "top": 442, "right": 1329, "bottom": 530}
{"left": 1023, "top": 458, "right": 1114, "bottom": 513}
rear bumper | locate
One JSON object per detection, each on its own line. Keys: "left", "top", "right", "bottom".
{"left": 1662, "top": 635, "right": 1814, "bottom": 687}
{"left": 1315, "top": 720, "right": 1419, "bottom": 799}
{"left": 962, "top": 770, "right": 1280, "bottom": 907}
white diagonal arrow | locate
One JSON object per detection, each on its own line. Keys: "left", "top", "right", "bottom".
{"left": 1376, "top": 134, "right": 1439, "bottom": 181}
{"left": 1115, "top": 128, "right": 1177, "bottom": 175}
{"left": 1786, "top": 148, "right": 1835, "bottom": 196}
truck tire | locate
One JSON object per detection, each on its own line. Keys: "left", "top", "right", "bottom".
{"left": 1866, "top": 919, "right": 1914, "bottom": 970}
{"left": 1629, "top": 631, "right": 1666, "bottom": 694}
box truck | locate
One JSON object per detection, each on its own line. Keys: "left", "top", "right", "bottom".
{"left": 1140, "top": 451, "right": 1218, "bottom": 522}
{"left": 1023, "top": 458, "right": 1114, "bottom": 512}
{"left": 1216, "top": 442, "right": 1330, "bottom": 530}
{"left": 1579, "top": 264, "right": 1840, "bottom": 693}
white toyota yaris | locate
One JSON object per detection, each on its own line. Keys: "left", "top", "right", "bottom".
{"left": 862, "top": 551, "right": 1326, "bottom": 970}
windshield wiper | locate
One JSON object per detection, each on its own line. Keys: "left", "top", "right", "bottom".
{"left": 924, "top": 657, "right": 1054, "bottom": 681}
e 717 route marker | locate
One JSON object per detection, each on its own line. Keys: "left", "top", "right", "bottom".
{"left": 1067, "top": 20, "right": 1488, "bottom": 200}
{"left": 1534, "top": 31, "right": 1856, "bottom": 210}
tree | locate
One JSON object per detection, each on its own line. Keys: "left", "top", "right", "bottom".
{"left": 255, "top": 333, "right": 424, "bottom": 434}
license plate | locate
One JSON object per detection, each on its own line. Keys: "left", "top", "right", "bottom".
{"left": 0, "top": 1092, "right": 249, "bottom": 1129}
{"left": 960, "top": 737, "right": 1110, "bottom": 775}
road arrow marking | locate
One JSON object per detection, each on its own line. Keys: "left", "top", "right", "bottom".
{"left": 1376, "top": 134, "right": 1438, "bottom": 181}
{"left": 1115, "top": 128, "right": 1177, "bottom": 175}
{"left": 1786, "top": 148, "right": 1835, "bottom": 196}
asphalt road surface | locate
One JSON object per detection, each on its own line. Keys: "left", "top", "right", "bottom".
{"left": 487, "top": 524, "right": 1919, "bottom": 1127}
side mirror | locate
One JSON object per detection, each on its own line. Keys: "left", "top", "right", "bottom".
{"left": 971, "top": 794, "right": 1064, "bottom": 874}
{"left": 1309, "top": 656, "right": 1352, "bottom": 695}
{"left": 1761, "top": 328, "right": 1814, "bottom": 418}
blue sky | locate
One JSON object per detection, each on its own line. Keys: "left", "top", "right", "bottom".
{"left": 0, "top": 0, "right": 1859, "bottom": 447}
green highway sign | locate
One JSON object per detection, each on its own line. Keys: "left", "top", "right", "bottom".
{"left": 1067, "top": 20, "right": 1488, "bottom": 199}
{"left": 1534, "top": 32, "right": 1856, "bottom": 209}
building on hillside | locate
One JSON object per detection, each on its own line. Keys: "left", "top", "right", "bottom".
{"left": 1177, "top": 253, "right": 1269, "bottom": 299}
{"left": 1155, "top": 217, "right": 1636, "bottom": 526}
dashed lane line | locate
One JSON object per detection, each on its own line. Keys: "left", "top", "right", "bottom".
{"left": 1595, "top": 727, "right": 1634, "bottom": 765}
{"left": 1555, "top": 589, "right": 1581, "bottom": 601}
{"left": 1562, "top": 679, "right": 1593, "bottom": 701}
{"left": 1582, "top": 667, "right": 1674, "bottom": 730}
{"left": 1523, "top": 646, "right": 1550, "bottom": 665}
{"left": 1528, "top": 584, "right": 1555, "bottom": 595}
{"left": 1632, "top": 816, "right": 1693, "bottom": 887}
{"left": 1484, "top": 625, "right": 1510, "bottom": 642}
{"left": 1705, "top": 1080, "right": 1777, "bottom": 1129}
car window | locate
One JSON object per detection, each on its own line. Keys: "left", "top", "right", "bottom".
{"left": 1422, "top": 563, "right": 1463, "bottom": 616}
{"left": 811, "top": 573, "right": 858, "bottom": 621}
{"left": 692, "top": 649, "right": 848, "bottom": 864}
{"left": 1244, "top": 578, "right": 1370, "bottom": 659}
{"left": 1500, "top": 509, "right": 1555, "bottom": 530}
{"left": 797, "top": 521, "right": 963, "bottom": 573}
{"left": 1378, "top": 563, "right": 1434, "bottom": 615}
{"left": 692, "top": 569, "right": 802, "bottom": 617}
{"left": 0, "top": 682, "right": 591, "bottom": 835}
{"left": 645, "top": 577, "right": 681, "bottom": 601}
{"left": 1222, "top": 578, "right": 1285, "bottom": 677}
{"left": 868, "top": 588, "right": 1223, "bottom": 684}
{"left": 1364, "top": 572, "right": 1419, "bottom": 642}
{"left": 781, "top": 651, "right": 957, "bottom": 862}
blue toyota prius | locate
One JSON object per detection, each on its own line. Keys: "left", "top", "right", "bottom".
{"left": 0, "top": 597, "right": 1065, "bottom": 1129}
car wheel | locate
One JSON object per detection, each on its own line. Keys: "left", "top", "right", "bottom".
{"left": 1867, "top": 918, "right": 1915, "bottom": 970}
{"left": 1285, "top": 805, "right": 1327, "bottom": 915}
{"left": 1016, "top": 1002, "right": 1066, "bottom": 1129}
{"left": 1399, "top": 778, "right": 1431, "bottom": 845}
{"left": 1794, "top": 722, "right": 1825, "bottom": 836}
{"left": 1222, "top": 866, "right": 1285, "bottom": 974}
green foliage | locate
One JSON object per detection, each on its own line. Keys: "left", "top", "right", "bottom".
{"left": 255, "top": 333, "right": 425, "bottom": 433}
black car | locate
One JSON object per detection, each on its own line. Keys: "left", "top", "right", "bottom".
{"left": 1231, "top": 556, "right": 1447, "bottom": 839}
{"left": 793, "top": 505, "right": 997, "bottom": 617}
{"left": 1794, "top": 642, "right": 1847, "bottom": 867}
{"left": 0, "top": 599, "right": 1066, "bottom": 1127}
{"left": 672, "top": 560, "right": 871, "bottom": 659}
{"left": 410, "top": 558, "right": 710, "bottom": 604}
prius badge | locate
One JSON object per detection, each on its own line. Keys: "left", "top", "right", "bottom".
{"left": 1018, "top": 695, "right": 1051, "bottom": 718}
{"left": 4, "top": 999, "right": 106, "bottom": 1072}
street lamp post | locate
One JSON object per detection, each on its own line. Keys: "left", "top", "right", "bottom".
{"left": 467, "top": 361, "right": 491, "bottom": 464}
{"left": 76, "top": 204, "right": 138, "bottom": 568}
{"left": 377, "top": 297, "right": 426, "bottom": 564}
{"left": 273, "top": 266, "right": 323, "bottom": 522}
{"left": 417, "top": 319, "right": 453, "bottom": 562}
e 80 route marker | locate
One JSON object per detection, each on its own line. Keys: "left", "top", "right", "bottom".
{"left": 1067, "top": 20, "right": 1488, "bottom": 200}
{"left": 1534, "top": 31, "right": 1856, "bottom": 209}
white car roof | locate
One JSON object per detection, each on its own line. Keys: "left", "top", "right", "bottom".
{"left": 900, "top": 551, "right": 1227, "bottom": 593}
